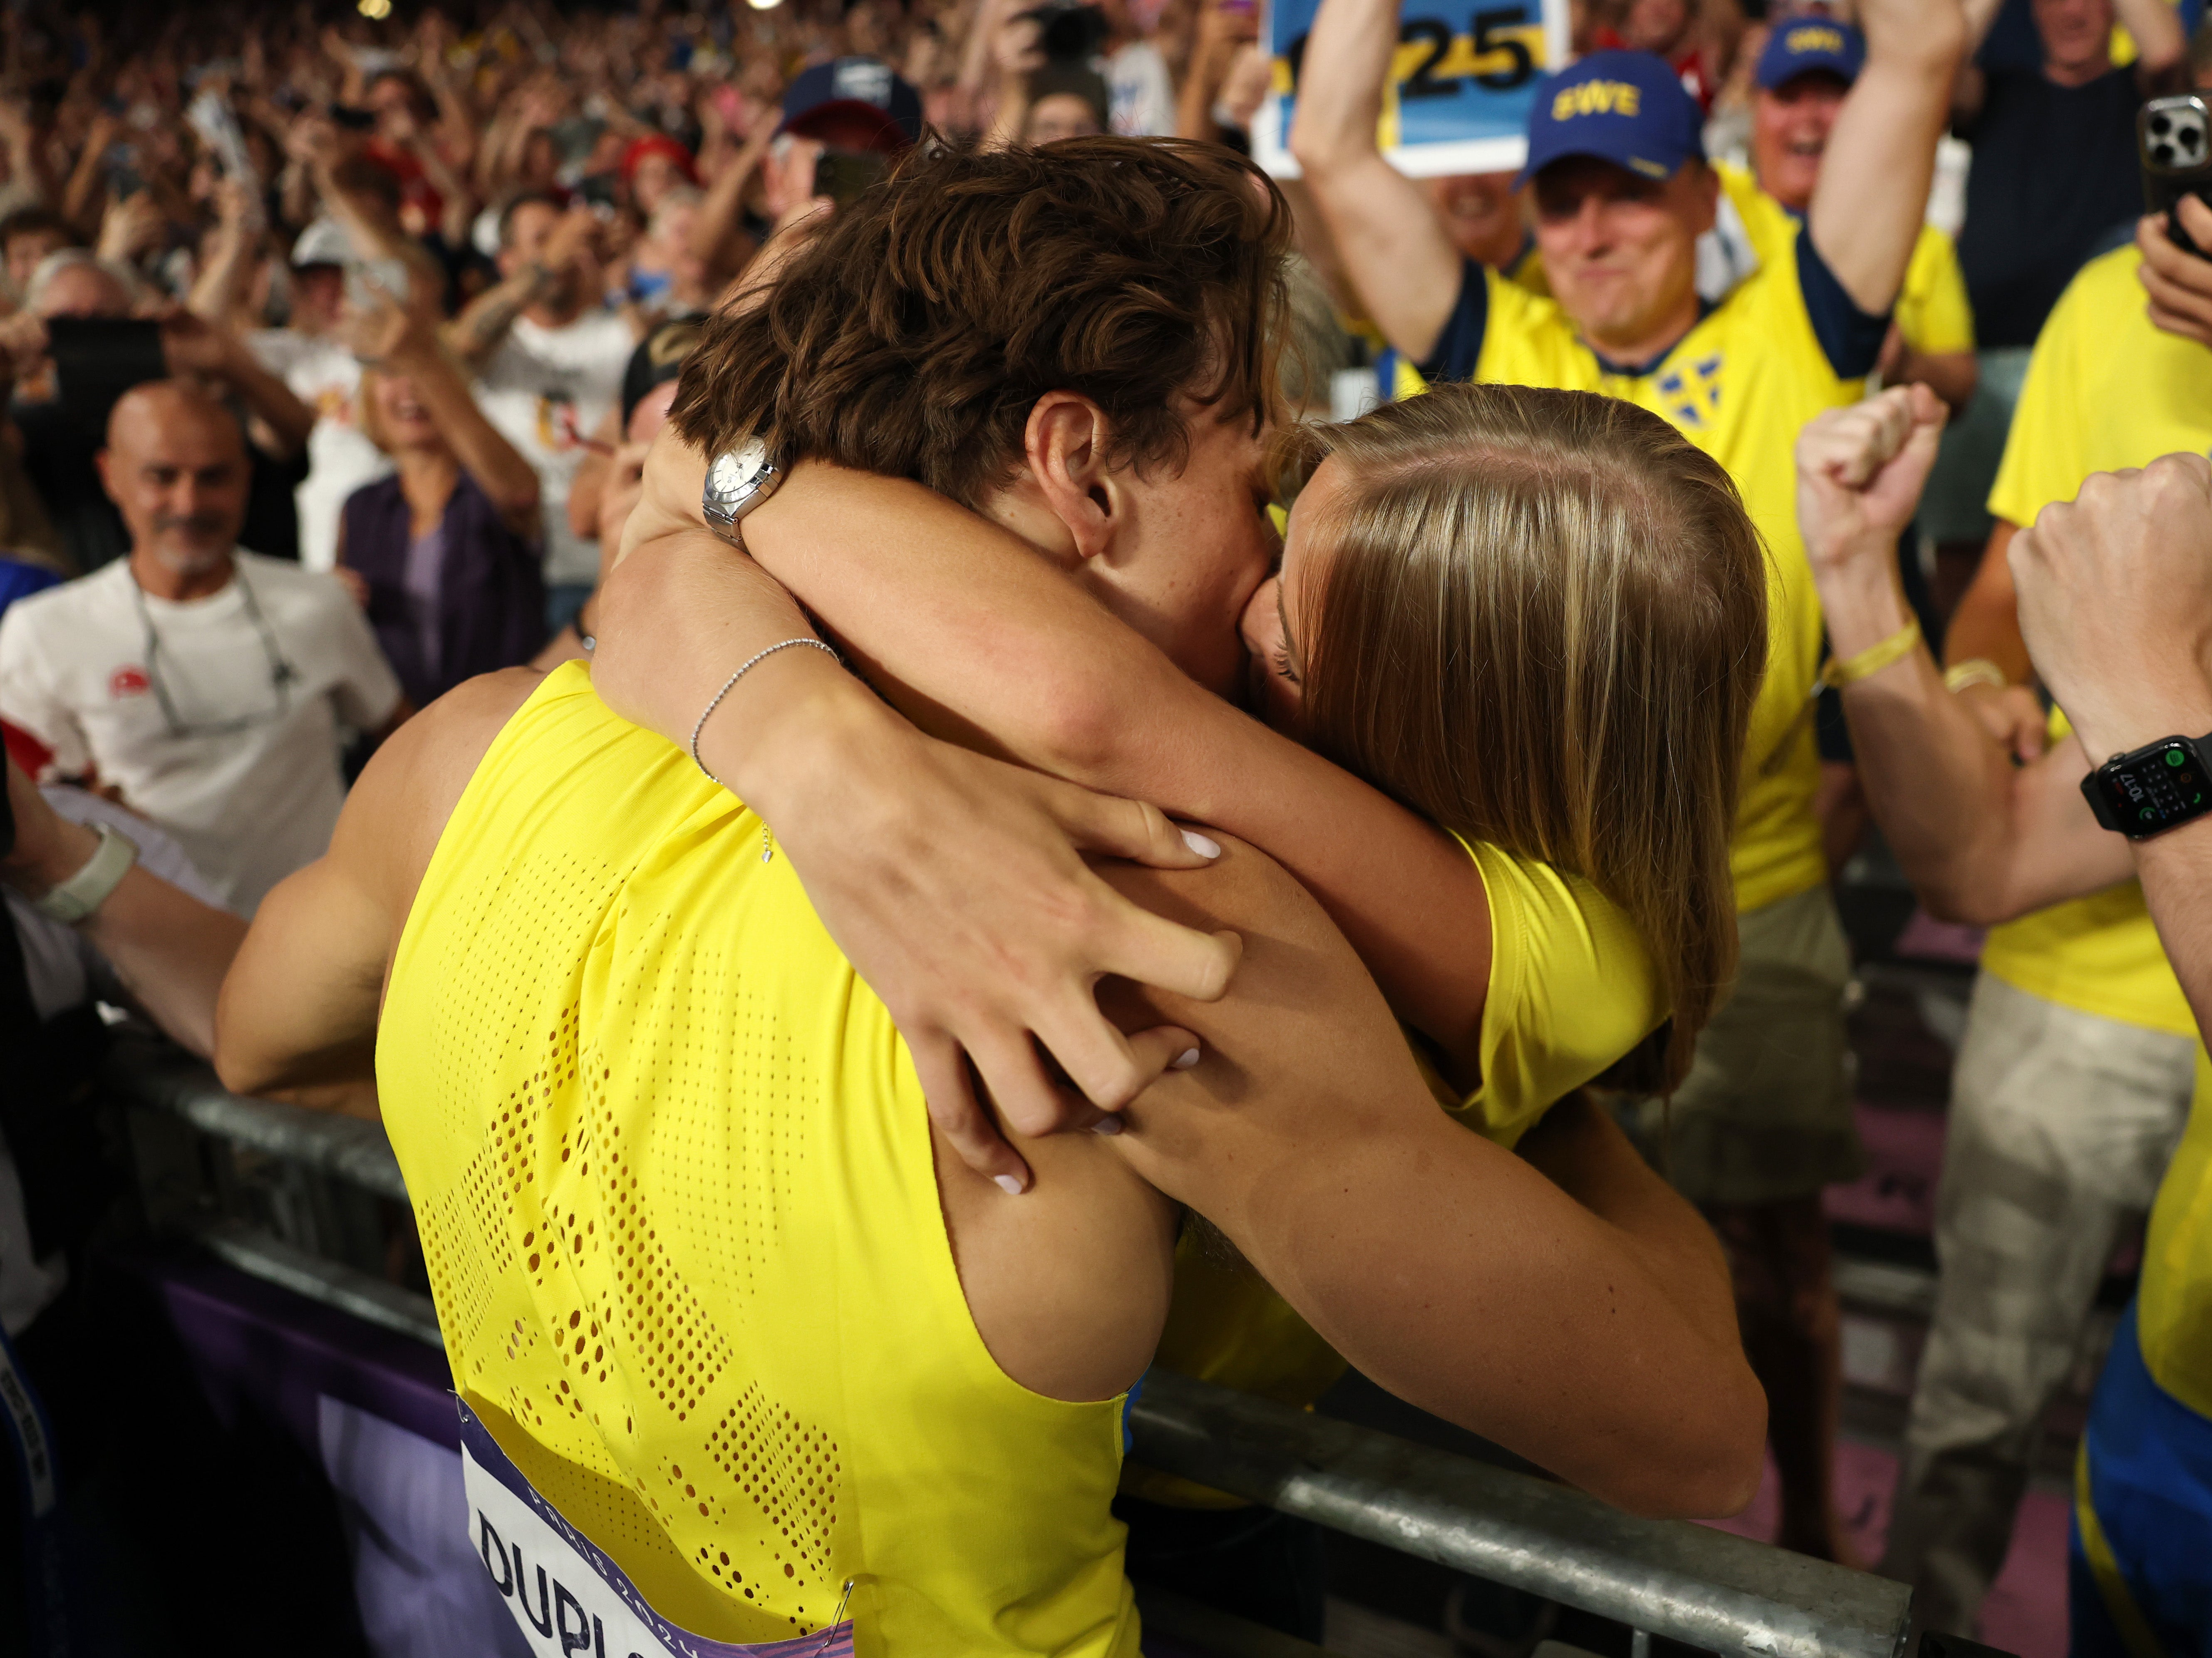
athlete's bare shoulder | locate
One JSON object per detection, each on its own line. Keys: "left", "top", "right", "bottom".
{"left": 341, "top": 667, "right": 546, "bottom": 921}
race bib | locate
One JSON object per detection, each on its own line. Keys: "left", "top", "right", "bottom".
{"left": 460, "top": 1401, "right": 856, "bottom": 1658}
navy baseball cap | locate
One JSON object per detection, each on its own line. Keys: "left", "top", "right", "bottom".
{"left": 1755, "top": 18, "right": 1865, "bottom": 90}
{"left": 1518, "top": 50, "right": 1705, "bottom": 188}
{"left": 778, "top": 57, "right": 924, "bottom": 154}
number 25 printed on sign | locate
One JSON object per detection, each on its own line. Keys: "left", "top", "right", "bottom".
{"left": 1252, "top": 0, "right": 1569, "bottom": 179}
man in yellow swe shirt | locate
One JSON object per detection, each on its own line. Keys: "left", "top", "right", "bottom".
{"left": 1292, "top": 0, "right": 1965, "bottom": 1560}
{"left": 1878, "top": 233, "right": 2211, "bottom": 1638}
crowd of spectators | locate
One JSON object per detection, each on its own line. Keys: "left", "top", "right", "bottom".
{"left": 1, "top": 0, "right": 2210, "bottom": 1652}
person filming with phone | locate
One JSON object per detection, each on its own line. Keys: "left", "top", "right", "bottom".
{"left": 2, "top": 250, "right": 319, "bottom": 574}
{"left": 0, "top": 381, "right": 405, "bottom": 917}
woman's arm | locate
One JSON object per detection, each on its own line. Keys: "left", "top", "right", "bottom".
{"left": 597, "top": 479, "right": 1241, "bottom": 1191}
{"left": 600, "top": 439, "right": 1495, "bottom": 1078}
{"left": 187, "top": 179, "right": 260, "bottom": 323}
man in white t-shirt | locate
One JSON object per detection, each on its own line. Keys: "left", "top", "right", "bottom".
{"left": 0, "top": 382, "right": 404, "bottom": 915}
{"left": 246, "top": 221, "right": 395, "bottom": 574}
{"left": 446, "top": 191, "right": 637, "bottom": 631}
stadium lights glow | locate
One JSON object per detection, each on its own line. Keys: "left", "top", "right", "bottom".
{"left": 747, "top": 0, "right": 784, "bottom": 12}
{"left": 358, "top": 0, "right": 393, "bottom": 15}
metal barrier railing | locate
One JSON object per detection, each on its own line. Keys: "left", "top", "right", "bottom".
{"left": 109, "top": 1043, "right": 1913, "bottom": 1658}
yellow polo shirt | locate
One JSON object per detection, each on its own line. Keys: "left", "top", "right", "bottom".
{"left": 1717, "top": 162, "right": 1974, "bottom": 357}
{"left": 1404, "top": 225, "right": 1887, "bottom": 914}
{"left": 1978, "top": 246, "right": 2206, "bottom": 1038}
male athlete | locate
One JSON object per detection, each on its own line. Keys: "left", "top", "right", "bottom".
{"left": 1292, "top": 0, "right": 1964, "bottom": 1560}
{"left": 214, "top": 141, "right": 1762, "bottom": 1656}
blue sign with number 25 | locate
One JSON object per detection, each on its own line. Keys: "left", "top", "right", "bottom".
{"left": 1252, "top": 0, "right": 1569, "bottom": 179}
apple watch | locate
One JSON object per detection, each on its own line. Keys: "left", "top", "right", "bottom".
{"left": 2081, "top": 732, "right": 2212, "bottom": 839}
{"left": 700, "top": 437, "right": 784, "bottom": 544}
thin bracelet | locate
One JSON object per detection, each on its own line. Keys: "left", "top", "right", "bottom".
{"left": 689, "top": 637, "right": 842, "bottom": 788}
{"left": 1942, "top": 657, "right": 2008, "bottom": 695}
{"left": 1820, "top": 616, "right": 1922, "bottom": 690}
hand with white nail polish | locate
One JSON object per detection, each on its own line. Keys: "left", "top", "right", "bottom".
{"left": 629, "top": 607, "right": 1244, "bottom": 1195}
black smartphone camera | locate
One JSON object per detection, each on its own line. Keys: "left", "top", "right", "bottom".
{"left": 45, "top": 318, "right": 166, "bottom": 423}
{"left": 103, "top": 140, "right": 141, "bottom": 201}
{"left": 2141, "top": 93, "right": 2212, "bottom": 255}
{"left": 330, "top": 103, "right": 378, "bottom": 133}
{"left": 1019, "top": 1, "right": 1110, "bottom": 63}
{"left": 812, "top": 148, "right": 888, "bottom": 206}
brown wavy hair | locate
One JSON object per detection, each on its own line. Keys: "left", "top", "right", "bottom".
{"left": 668, "top": 136, "right": 1291, "bottom": 506}
{"left": 1281, "top": 383, "right": 1771, "bottom": 1091}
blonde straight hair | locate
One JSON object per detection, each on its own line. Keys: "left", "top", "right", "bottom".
{"left": 1285, "top": 382, "right": 1771, "bottom": 1091}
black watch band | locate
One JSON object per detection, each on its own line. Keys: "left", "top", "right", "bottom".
{"left": 2081, "top": 731, "right": 2212, "bottom": 839}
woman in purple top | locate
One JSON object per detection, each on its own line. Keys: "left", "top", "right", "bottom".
{"left": 338, "top": 287, "right": 546, "bottom": 707}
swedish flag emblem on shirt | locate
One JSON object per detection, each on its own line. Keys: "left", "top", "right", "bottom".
{"left": 1657, "top": 354, "right": 1724, "bottom": 428}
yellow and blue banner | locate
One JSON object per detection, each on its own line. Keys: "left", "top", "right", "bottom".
{"left": 1252, "top": 0, "right": 1570, "bottom": 179}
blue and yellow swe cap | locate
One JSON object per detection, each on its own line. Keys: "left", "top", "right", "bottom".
{"left": 1755, "top": 19, "right": 1865, "bottom": 90}
{"left": 1518, "top": 51, "right": 1705, "bottom": 189}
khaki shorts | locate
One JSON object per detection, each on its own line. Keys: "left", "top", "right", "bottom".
{"left": 1624, "top": 882, "right": 1861, "bottom": 1207}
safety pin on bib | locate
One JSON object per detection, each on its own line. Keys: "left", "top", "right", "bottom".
{"left": 814, "top": 1576, "right": 866, "bottom": 1653}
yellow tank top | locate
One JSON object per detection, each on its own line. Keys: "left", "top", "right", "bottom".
{"left": 1123, "top": 838, "right": 1664, "bottom": 1507}
{"left": 379, "top": 664, "right": 1138, "bottom": 1656}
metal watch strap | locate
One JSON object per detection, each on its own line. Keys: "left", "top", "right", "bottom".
{"left": 31, "top": 822, "right": 138, "bottom": 924}
{"left": 701, "top": 439, "right": 783, "bottom": 544}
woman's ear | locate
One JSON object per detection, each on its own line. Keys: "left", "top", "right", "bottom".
{"left": 1024, "top": 390, "right": 1122, "bottom": 563}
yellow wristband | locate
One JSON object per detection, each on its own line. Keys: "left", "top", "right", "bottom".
{"left": 1942, "top": 658, "right": 2008, "bottom": 694}
{"left": 1822, "top": 617, "right": 1922, "bottom": 689}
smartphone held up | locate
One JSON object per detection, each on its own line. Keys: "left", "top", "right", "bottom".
{"left": 2143, "top": 94, "right": 2212, "bottom": 258}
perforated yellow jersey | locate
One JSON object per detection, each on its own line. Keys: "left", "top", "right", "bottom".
{"left": 1978, "top": 246, "right": 2206, "bottom": 1039}
{"left": 379, "top": 662, "right": 1137, "bottom": 1658}
{"left": 1123, "top": 838, "right": 1665, "bottom": 1506}
{"left": 1403, "top": 231, "right": 1886, "bottom": 913}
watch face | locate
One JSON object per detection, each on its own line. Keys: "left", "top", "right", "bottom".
{"left": 2098, "top": 740, "right": 2212, "bottom": 834}
{"left": 706, "top": 439, "right": 774, "bottom": 511}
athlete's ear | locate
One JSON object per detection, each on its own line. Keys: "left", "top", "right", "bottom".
{"left": 1024, "top": 392, "right": 1124, "bottom": 565}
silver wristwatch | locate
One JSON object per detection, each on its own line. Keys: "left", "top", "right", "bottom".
{"left": 701, "top": 438, "right": 784, "bottom": 544}
{"left": 33, "top": 821, "right": 138, "bottom": 924}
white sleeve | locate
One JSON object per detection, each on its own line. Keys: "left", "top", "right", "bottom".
{"left": 42, "top": 786, "right": 221, "bottom": 905}
{"left": 246, "top": 329, "right": 304, "bottom": 379}
{"left": 0, "top": 605, "right": 92, "bottom": 776}
{"left": 319, "top": 587, "right": 405, "bottom": 729}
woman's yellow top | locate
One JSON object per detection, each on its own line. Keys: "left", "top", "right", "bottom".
{"left": 379, "top": 664, "right": 1138, "bottom": 1657}
{"left": 1123, "top": 838, "right": 1664, "bottom": 1506}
